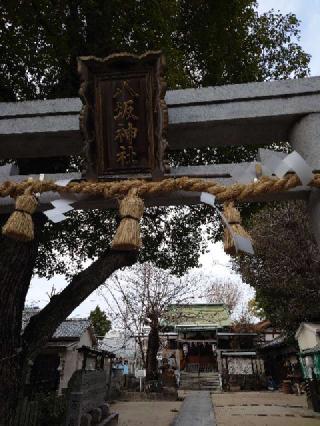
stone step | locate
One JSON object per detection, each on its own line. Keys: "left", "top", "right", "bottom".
{"left": 180, "top": 384, "right": 221, "bottom": 390}
{"left": 200, "top": 383, "right": 221, "bottom": 387}
{"left": 181, "top": 376, "right": 220, "bottom": 379}
{"left": 181, "top": 379, "right": 220, "bottom": 382}
{"left": 180, "top": 373, "right": 221, "bottom": 391}
{"left": 180, "top": 376, "right": 220, "bottom": 381}
{"left": 181, "top": 380, "right": 219, "bottom": 383}
{"left": 180, "top": 372, "right": 219, "bottom": 376}
{"left": 200, "top": 382, "right": 220, "bottom": 386}
{"left": 180, "top": 372, "right": 220, "bottom": 376}
{"left": 200, "top": 382, "right": 220, "bottom": 385}
{"left": 180, "top": 376, "right": 220, "bottom": 382}
{"left": 179, "top": 384, "right": 221, "bottom": 393}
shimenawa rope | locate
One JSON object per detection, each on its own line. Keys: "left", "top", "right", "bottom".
{"left": 0, "top": 173, "right": 315, "bottom": 201}
{"left": 0, "top": 173, "right": 316, "bottom": 248}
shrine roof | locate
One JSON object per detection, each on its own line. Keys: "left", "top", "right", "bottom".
{"left": 166, "top": 303, "right": 231, "bottom": 328}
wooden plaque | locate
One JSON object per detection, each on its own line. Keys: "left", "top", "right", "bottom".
{"left": 78, "top": 51, "right": 169, "bottom": 179}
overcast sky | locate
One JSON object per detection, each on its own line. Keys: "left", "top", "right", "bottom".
{"left": 26, "top": 0, "right": 319, "bottom": 318}
{"left": 27, "top": 241, "right": 254, "bottom": 318}
{"left": 258, "top": 0, "right": 320, "bottom": 75}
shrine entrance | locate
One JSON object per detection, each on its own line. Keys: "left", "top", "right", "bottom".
{"left": 183, "top": 339, "right": 218, "bottom": 373}
{"left": 2, "top": 50, "right": 320, "bottom": 419}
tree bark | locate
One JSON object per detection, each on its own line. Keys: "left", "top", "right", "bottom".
{"left": 0, "top": 214, "right": 45, "bottom": 426}
{"left": 136, "top": 336, "right": 146, "bottom": 369}
{"left": 146, "top": 320, "right": 160, "bottom": 382}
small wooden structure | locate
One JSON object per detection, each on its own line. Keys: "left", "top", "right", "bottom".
{"left": 23, "top": 308, "right": 114, "bottom": 396}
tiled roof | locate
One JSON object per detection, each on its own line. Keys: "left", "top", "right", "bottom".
{"left": 99, "top": 330, "right": 136, "bottom": 359}
{"left": 53, "top": 319, "right": 91, "bottom": 339}
{"left": 22, "top": 307, "right": 91, "bottom": 340}
{"left": 167, "top": 304, "right": 231, "bottom": 328}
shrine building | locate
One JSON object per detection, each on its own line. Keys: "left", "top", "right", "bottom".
{"left": 160, "top": 304, "right": 265, "bottom": 390}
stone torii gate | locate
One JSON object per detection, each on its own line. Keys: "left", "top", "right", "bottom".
{"left": 1, "top": 66, "right": 320, "bottom": 241}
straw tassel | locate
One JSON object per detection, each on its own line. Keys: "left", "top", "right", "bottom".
{"left": 2, "top": 192, "right": 38, "bottom": 242}
{"left": 223, "top": 201, "right": 252, "bottom": 255}
{"left": 111, "top": 189, "right": 144, "bottom": 251}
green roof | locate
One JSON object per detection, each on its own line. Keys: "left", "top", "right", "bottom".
{"left": 166, "top": 304, "right": 231, "bottom": 328}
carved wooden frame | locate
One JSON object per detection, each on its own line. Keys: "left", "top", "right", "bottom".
{"left": 78, "top": 51, "right": 169, "bottom": 179}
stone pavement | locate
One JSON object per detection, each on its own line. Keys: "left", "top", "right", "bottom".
{"left": 112, "top": 400, "right": 182, "bottom": 426}
{"left": 173, "top": 391, "right": 216, "bottom": 426}
{"left": 112, "top": 391, "right": 320, "bottom": 425}
{"left": 212, "top": 391, "right": 320, "bottom": 425}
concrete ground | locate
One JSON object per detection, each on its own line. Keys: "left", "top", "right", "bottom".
{"left": 111, "top": 400, "right": 182, "bottom": 426}
{"left": 213, "top": 391, "right": 320, "bottom": 425}
{"left": 173, "top": 391, "right": 214, "bottom": 426}
{"left": 111, "top": 391, "right": 320, "bottom": 426}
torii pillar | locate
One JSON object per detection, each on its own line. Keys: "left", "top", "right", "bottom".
{"left": 290, "top": 113, "right": 320, "bottom": 245}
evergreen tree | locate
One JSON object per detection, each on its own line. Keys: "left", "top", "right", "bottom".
{"left": 89, "top": 306, "right": 111, "bottom": 338}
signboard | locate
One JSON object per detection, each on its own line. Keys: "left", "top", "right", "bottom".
{"left": 78, "top": 51, "right": 169, "bottom": 179}
{"left": 135, "top": 369, "right": 146, "bottom": 378}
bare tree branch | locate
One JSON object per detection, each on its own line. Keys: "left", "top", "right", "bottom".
{"left": 100, "top": 262, "right": 197, "bottom": 377}
{"left": 206, "top": 278, "right": 243, "bottom": 314}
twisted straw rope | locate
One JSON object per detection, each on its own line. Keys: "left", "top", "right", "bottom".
{"left": 0, "top": 173, "right": 319, "bottom": 203}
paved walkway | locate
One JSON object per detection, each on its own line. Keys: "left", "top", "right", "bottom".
{"left": 212, "top": 392, "right": 320, "bottom": 425}
{"left": 173, "top": 391, "right": 216, "bottom": 426}
{"left": 112, "top": 400, "right": 182, "bottom": 426}
{"left": 113, "top": 391, "right": 320, "bottom": 425}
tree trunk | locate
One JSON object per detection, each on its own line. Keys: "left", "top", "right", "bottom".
{"left": 146, "top": 321, "right": 160, "bottom": 382}
{"left": 22, "top": 250, "right": 138, "bottom": 362}
{"left": 0, "top": 209, "right": 138, "bottom": 424}
{"left": 0, "top": 214, "right": 45, "bottom": 426}
{"left": 136, "top": 336, "right": 146, "bottom": 369}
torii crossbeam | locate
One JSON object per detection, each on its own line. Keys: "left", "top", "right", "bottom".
{"left": 0, "top": 69, "right": 320, "bottom": 242}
